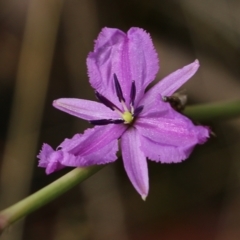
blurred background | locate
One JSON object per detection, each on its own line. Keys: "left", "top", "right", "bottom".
{"left": 1, "top": 0, "right": 240, "bottom": 239}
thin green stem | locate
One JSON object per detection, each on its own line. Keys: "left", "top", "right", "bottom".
{"left": 0, "top": 166, "right": 103, "bottom": 234}
{"left": 184, "top": 100, "right": 240, "bottom": 122}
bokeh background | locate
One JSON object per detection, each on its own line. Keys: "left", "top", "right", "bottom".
{"left": 1, "top": 0, "right": 240, "bottom": 239}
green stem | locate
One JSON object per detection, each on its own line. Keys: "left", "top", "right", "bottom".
{"left": 184, "top": 100, "right": 240, "bottom": 122}
{"left": 0, "top": 166, "right": 103, "bottom": 234}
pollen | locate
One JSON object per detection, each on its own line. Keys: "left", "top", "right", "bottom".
{"left": 122, "top": 111, "right": 133, "bottom": 124}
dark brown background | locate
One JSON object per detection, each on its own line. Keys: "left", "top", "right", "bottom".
{"left": 0, "top": 0, "right": 240, "bottom": 239}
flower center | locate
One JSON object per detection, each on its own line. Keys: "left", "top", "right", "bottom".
{"left": 122, "top": 111, "right": 133, "bottom": 124}
{"left": 90, "top": 74, "right": 143, "bottom": 126}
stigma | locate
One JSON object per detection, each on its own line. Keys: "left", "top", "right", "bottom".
{"left": 122, "top": 111, "right": 133, "bottom": 124}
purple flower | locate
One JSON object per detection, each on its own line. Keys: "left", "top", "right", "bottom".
{"left": 38, "top": 27, "right": 209, "bottom": 199}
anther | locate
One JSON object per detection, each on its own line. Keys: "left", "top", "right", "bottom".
{"left": 89, "top": 119, "right": 124, "bottom": 125}
{"left": 95, "top": 91, "right": 120, "bottom": 111}
{"left": 114, "top": 74, "right": 125, "bottom": 102}
{"left": 130, "top": 81, "right": 136, "bottom": 107}
{"left": 133, "top": 105, "right": 144, "bottom": 117}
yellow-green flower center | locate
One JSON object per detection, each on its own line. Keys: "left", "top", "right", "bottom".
{"left": 122, "top": 111, "right": 134, "bottom": 124}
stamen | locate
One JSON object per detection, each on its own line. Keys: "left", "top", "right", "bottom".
{"left": 89, "top": 119, "right": 124, "bottom": 125}
{"left": 110, "top": 119, "right": 125, "bottom": 124}
{"left": 130, "top": 81, "right": 136, "bottom": 107}
{"left": 121, "top": 100, "right": 129, "bottom": 112}
{"left": 114, "top": 74, "right": 125, "bottom": 102}
{"left": 133, "top": 105, "right": 144, "bottom": 117}
{"left": 95, "top": 91, "right": 120, "bottom": 111}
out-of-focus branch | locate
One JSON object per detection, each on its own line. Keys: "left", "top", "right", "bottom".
{"left": 0, "top": 0, "right": 63, "bottom": 239}
{"left": 185, "top": 100, "right": 240, "bottom": 122}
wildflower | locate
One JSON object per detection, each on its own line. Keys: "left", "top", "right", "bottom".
{"left": 38, "top": 27, "right": 209, "bottom": 199}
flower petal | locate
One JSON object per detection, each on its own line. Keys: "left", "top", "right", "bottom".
{"left": 87, "top": 28, "right": 127, "bottom": 107}
{"left": 121, "top": 128, "right": 149, "bottom": 200}
{"left": 139, "top": 93, "right": 172, "bottom": 118}
{"left": 37, "top": 124, "right": 127, "bottom": 173}
{"left": 87, "top": 27, "right": 159, "bottom": 107}
{"left": 60, "top": 137, "right": 119, "bottom": 167}
{"left": 127, "top": 28, "right": 159, "bottom": 104}
{"left": 60, "top": 124, "right": 126, "bottom": 155}
{"left": 146, "top": 60, "right": 199, "bottom": 98}
{"left": 53, "top": 98, "right": 118, "bottom": 121}
{"left": 136, "top": 113, "right": 209, "bottom": 150}
{"left": 59, "top": 124, "right": 126, "bottom": 167}
{"left": 37, "top": 144, "right": 66, "bottom": 174}
{"left": 140, "top": 135, "right": 193, "bottom": 163}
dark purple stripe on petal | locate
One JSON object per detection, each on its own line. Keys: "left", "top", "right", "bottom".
{"left": 134, "top": 105, "right": 144, "bottom": 117}
{"left": 95, "top": 91, "right": 119, "bottom": 111}
{"left": 90, "top": 119, "right": 114, "bottom": 125}
{"left": 114, "top": 73, "right": 125, "bottom": 102}
{"left": 111, "top": 119, "right": 125, "bottom": 124}
{"left": 90, "top": 119, "right": 124, "bottom": 125}
{"left": 130, "top": 81, "right": 136, "bottom": 106}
